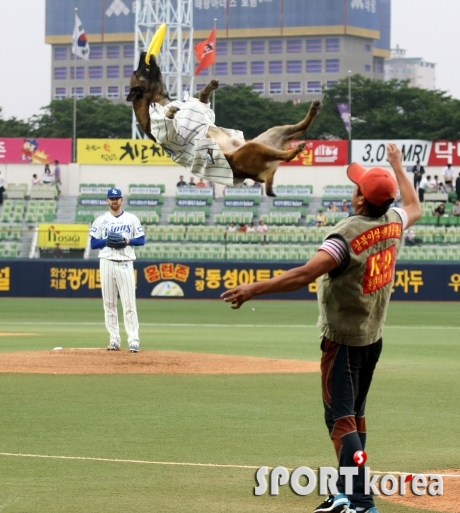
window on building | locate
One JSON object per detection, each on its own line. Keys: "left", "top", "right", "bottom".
{"left": 107, "top": 86, "right": 120, "bottom": 99}
{"left": 251, "top": 61, "right": 265, "bottom": 74}
{"left": 89, "top": 46, "right": 103, "bottom": 59}
{"left": 287, "top": 39, "right": 302, "bottom": 53}
{"left": 307, "top": 39, "right": 322, "bottom": 52}
{"left": 374, "top": 59, "right": 384, "bottom": 74}
{"left": 287, "top": 60, "right": 302, "bottom": 74}
{"left": 196, "top": 83, "right": 207, "bottom": 93}
{"left": 306, "top": 81, "right": 322, "bottom": 93}
{"left": 306, "top": 60, "right": 322, "bottom": 73}
{"left": 287, "top": 81, "right": 302, "bottom": 94}
{"left": 215, "top": 62, "right": 228, "bottom": 75}
{"left": 71, "top": 87, "right": 85, "bottom": 99}
{"left": 54, "top": 67, "right": 67, "bottom": 80}
{"left": 107, "top": 45, "right": 120, "bottom": 59}
{"left": 218, "top": 83, "right": 227, "bottom": 88}
{"left": 252, "top": 82, "right": 264, "bottom": 94}
{"left": 107, "top": 66, "right": 120, "bottom": 78}
{"left": 216, "top": 41, "right": 228, "bottom": 55}
{"left": 54, "top": 87, "right": 67, "bottom": 99}
{"left": 269, "top": 82, "right": 282, "bottom": 94}
{"left": 54, "top": 47, "right": 67, "bottom": 60}
{"left": 269, "top": 40, "right": 282, "bottom": 54}
{"left": 251, "top": 41, "right": 265, "bottom": 54}
{"left": 124, "top": 45, "right": 134, "bottom": 59}
{"left": 89, "top": 66, "right": 103, "bottom": 79}
{"left": 365, "top": 64, "right": 371, "bottom": 72}
{"left": 196, "top": 67, "right": 209, "bottom": 76}
{"left": 70, "top": 67, "right": 85, "bottom": 79}
{"left": 124, "top": 65, "right": 134, "bottom": 78}
{"left": 326, "top": 38, "right": 340, "bottom": 52}
{"left": 89, "top": 86, "right": 103, "bottom": 97}
{"left": 232, "top": 62, "right": 247, "bottom": 75}
{"left": 232, "top": 41, "right": 247, "bottom": 55}
{"left": 124, "top": 85, "right": 131, "bottom": 97}
{"left": 233, "top": 83, "right": 246, "bottom": 87}
{"left": 365, "top": 44, "right": 371, "bottom": 52}
{"left": 326, "top": 81, "right": 339, "bottom": 89}
{"left": 326, "top": 59, "right": 340, "bottom": 72}
{"left": 269, "top": 61, "right": 283, "bottom": 74}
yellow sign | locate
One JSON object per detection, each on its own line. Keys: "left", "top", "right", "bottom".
{"left": 38, "top": 224, "right": 90, "bottom": 249}
{"left": 77, "top": 139, "right": 177, "bottom": 165}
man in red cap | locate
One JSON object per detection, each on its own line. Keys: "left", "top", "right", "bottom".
{"left": 221, "top": 143, "right": 422, "bottom": 513}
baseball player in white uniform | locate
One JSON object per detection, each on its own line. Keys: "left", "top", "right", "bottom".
{"left": 90, "top": 188, "right": 145, "bottom": 352}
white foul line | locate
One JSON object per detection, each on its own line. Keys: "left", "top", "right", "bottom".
{"left": 0, "top": 453, "right": 458, "bottom": 477}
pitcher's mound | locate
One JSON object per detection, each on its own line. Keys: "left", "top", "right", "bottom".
{"left": 0, "top": 349, "right": 320, "bottom": 375}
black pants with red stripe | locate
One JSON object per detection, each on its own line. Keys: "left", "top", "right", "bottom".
{"left": 320, "top": 337, "right": 382, "bottom": 509}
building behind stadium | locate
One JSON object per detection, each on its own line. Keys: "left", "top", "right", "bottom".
{"left": 46, "top": 0, "right": 391, "bottom": 104}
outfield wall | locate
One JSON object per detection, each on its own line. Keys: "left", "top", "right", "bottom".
{"left": 0, "top": 163, "right": 450, "bottom": 199}
{"left": 0, "top": 260, "right": 459, "bottom": 301}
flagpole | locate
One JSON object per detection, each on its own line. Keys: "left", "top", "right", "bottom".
{"left": 211, "top": 18, "right": 217, "bottom": 112}
{"left": 72, "top": 8, "right": 78, "bottom": 163}
{"left": 348, "top": 70, "right": 352, "bottom": 165}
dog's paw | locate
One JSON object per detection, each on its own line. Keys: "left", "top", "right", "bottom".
{"left": 210, "top": 79, "right": 219, "bottom": 90}
{"left": 295, "top": 141, "right": 306, "bottom": 153}
{"left": 311, "top": 100, "right": 322, "bottom": 112}
{"left": 266, "top": 188, "right": 277, "bottom": 198}
{"left": 166, "top": 106, "right": 180, "bottom": 119}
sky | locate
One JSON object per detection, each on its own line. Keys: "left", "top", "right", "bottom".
{"left": 0, "top": 0, "right": 459, "bottom": 121}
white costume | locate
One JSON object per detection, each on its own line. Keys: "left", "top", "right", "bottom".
{"left": 149, "top": 93, "right": 245, "bottom": 187}
{"left": 90, "top": 210, "right": 145, "bottom": 350}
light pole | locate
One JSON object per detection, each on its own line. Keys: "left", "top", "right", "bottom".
{"left": 348, "top": 70, "right": 352, "bottom": 164}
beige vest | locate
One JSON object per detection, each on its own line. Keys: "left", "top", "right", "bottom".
{"left": 317, "top": 209, "right": 403, "bottom": 346}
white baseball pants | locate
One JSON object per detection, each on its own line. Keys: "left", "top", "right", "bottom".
{"left": 100, "top": 259, "right": 140, "bottom": 347}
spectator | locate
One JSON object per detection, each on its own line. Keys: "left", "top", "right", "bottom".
{"left": 438, "top": 182, "right": 448, "bottom": 194}
{"left": 238, "top": 223, "right": 247, "bottom": 232}
{"left": 31, "top": 174, "right": 41, "bottom": 186}
{"left": 0, "top": 171, "right": 6, "bottom": 205}
{"left": 188, "top": 177, "right": 196, "bottom": 187}
{"left": 418, "top": 174, "right": 431, "bottom": 202}
{"left": 246, "top": 222, "right": 255, "bottom": 232}
{"left": 196, "top": 178, "right": 206, "bottom": 188}
{"left": 456, "top": 173, "right": 460, "bottom": 201}
{"left": 452, "top": 200, "right": 460, "bottom": 216}
{"left": 257, "top": 220, "right": 268, "bottom": 233}
{"left": 53, "top": 243, "right": 63, "bottom": 259}
{"left": 404, "top": 228, "right": 416, "bottom": 247}
{"left": 226, "top": 222, "right": 237, "bottom": 232}
{"left": 311, "top": 209, "right": 326, "bottom": 227}
{"left": 53, "top": 160, "right": 62, "bottom": 195}
{"left": 42, "top": 166, "right": 54, "bottom": 184}
{"left": 442, "top": 163, "right": 454, "bottom": 190}
{"left": 327, "top": 202, "right": 337, "bottom": 212}
{"left": 433, "top": 203, "right": 446, "bottom": 217}
{"left": 176, "top": 175, "right": 187, "bottom": 187}
{"left": 411, "top": 159, "right": 425, "bottom": 190}
{"left": 430, "top": 175, "right": 440, "bottom": 191}
{"left": 341, "top": 199, "right": 349, "bottom": 212}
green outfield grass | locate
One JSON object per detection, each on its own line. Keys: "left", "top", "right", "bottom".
{"left": 0, "top": 298, "right": 458, "bottom": 512}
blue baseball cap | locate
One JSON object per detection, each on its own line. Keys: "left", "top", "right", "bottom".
{"left": 107, "top": 188, "right": 123, "bottom": 199}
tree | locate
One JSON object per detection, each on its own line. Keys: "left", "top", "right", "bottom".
{"left": 0, "top": 108, "right": 31, "bottom": 137}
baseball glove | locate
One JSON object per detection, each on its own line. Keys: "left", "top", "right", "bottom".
{"left": 106, "top": 231, "right": 127, "bottom": 249}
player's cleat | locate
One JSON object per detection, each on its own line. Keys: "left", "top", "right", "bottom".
{"left": 314, "top": 494, "right": 356, "bottom": 513}
{"left": 129, "top": 343, "right": 140, "bottom": 353}
{"left": 107, "top": 342, "right": 120, "bottom": 351}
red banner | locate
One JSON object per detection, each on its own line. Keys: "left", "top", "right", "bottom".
{"left": 280, "top": 140, "right": 348, "bottom": 166}
{"left": 427, "top": 140, "right": 460, "bottom": 166}
{"left": 0, "top": 138, "right": 72, "bottom": 164}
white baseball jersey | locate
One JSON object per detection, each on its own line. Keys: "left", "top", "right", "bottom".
{"left": 90, "top": 211, "right": 144, "bottom": 261}
{"left": 149, "top": 93, "right": 245, "bottom": 187}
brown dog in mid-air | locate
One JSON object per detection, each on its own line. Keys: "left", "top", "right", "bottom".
{"left": 127, "top": 47, "right": 320, "bottom": 196}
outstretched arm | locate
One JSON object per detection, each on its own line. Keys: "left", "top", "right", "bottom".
{"left": 386, "top": 143, "right": 422, "bottom": 228}
{"left": 221, "top": 250, "right": 337, "bottom": 309}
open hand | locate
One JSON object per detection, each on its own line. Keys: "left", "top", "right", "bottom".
{"left": 220, "top": 284, "right": 255, "bottom": 309}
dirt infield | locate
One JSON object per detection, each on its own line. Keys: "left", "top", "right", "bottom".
{"left": 0, "top": 349, "right": 320, "bottom": 375}
{"left": 382, "top": 470, "right": 460, "bottom": 512}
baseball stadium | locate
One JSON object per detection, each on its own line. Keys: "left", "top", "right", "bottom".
{"left": 0, "top": 1, "right": 459, "bottom": 512}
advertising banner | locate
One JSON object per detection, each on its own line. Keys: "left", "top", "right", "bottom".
{"left": 281, "top": 140, "right": 348, "bottom": 166}
{"left": 0, "top": 260, "right": 459, "bottom": 300}
{"left": 0, "top": 138, "right": 72, "bottom": 164}
{"left": 128, "top": 199, "right": 160, "bottom": 207}
{"left": 130, "top": 186, "right": 162, "bottom": 195}
{"left": 224, "top": 188, "right": 261, "bottom": 196}
{"left": 177, "top": 199, "right": 208, "bottom": 207}
{"left": 273, "top": 187, "right": 311, "bottom": 196}
{"left": 176, "top": 187, "right": 213, "bottom": 196}
{"left": 77, "top": 139, "right": 177, "bottom": 165}
{"left": 37, "top": 224, "right": 90, "bottom": 249}
{"left": 224, "top": 200, "right": 257, "bottom": 207}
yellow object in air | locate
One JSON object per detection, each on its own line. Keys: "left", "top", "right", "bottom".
{"left": 145, "top": 24, "right": 166, "bottom": 63}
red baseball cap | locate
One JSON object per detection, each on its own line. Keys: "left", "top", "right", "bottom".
{"left": 347, "top": 163, "right": 398, "bottom": 206}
